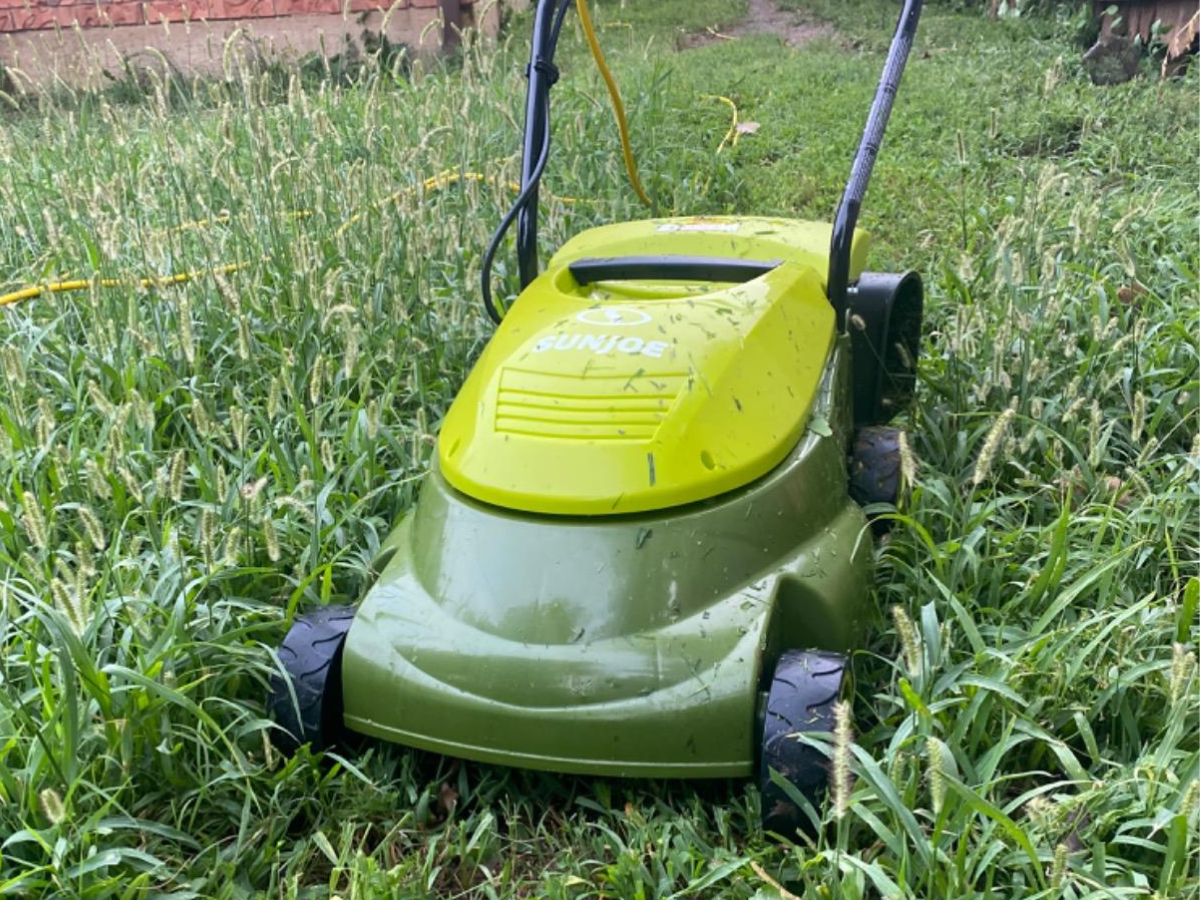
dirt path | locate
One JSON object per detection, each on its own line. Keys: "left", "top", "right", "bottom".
{"left": 684, "top": 0, "right": 835, "bottom": 49}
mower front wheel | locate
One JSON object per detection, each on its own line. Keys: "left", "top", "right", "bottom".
{"left": 759, "top": 649, "right": 847, "bottom": 838}
{"left": 268, "top": 605, "right": 356, "bottom": 754}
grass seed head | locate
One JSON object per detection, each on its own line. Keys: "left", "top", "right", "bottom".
{"left": 891, "top": 605, "right": 922, "bottom": 675}
{"left": 35, "top": 415, "right": 52, "bottom": 452}
{"left": 261, "top": 514, "right": 281, "bottom": 562}
{"left": 310, "top": 355, "right": 326, "bottom": 405}
{"left": 118, "top": 466, "right": 144, "bottom": 503}
{"left": 75, "top": 540, "right": 95, "bottom": 577}
{"left": 268, "top": 377, "right": 282, "bottom": 420}
{"left": 36, "top": 397, "right": 56, "bottom": 451}
{"left": 972, "top": 405, "right": 1016, "bottom": 487}
{"left": 21, "top": 491, "right": 49, "bottom": 551}
{"left": 169, "top": 450, "right": 187, "bottom": 501}
{"left": 38, "top": 788, "right": 65, "bottom": 826}
{"left": 1049, "top": 843, "right": 1069, "bottom": 889}
{"left": 230, "top": 406, "right": 248, "bottom": 451}
{"left": 831, "top": 700, "right": 855, "bottom": 821}
{"left": 1131, "top": 391, "right": 1146, "bottom": 441}
{"left": 85, "top": 458, "right": 112, "bottom": 500}
{"left": 236, "top": 315, "right": 251, "bottom": 361}
{"left": 200, "top": 507, "right": 217, "bottom": 568}
{"left": 50, "top": 577, "right": 87, "bottom": 635}
{"left": 367, "top": 398, "right": 380, "bottom": 441}
{"left": 1181, "top": 779, "right": 1199, "bottom": 821}
{"left": 1170, "top": 643, "right": 1196, "bottom": 706}
{"left": 77, "top": 505, "right": 106, "bottom": 551}
{"left": 276, "top": 495, "right": 316, "bottom": 524}
{"left": 927, "top": 737, "right": 946, "bottom": 816}
{"left": 191, "top": 399, "right": 211, "bottom": 437}
{"left": 344, "top": 325, "right": 361, "bottom": 378}
{"left": 129, "top": 388, "right": 155, "bottom": 431}
{"left": 86, "top": 380, "right": 115, "bottom": 418}
{"left": 177, "top": 294, "right": 196, "bottom": 364}
{"left": 898, "top": 430, "right": 918, "bottom": 489}
{"left": 1, "top": 346, "right": 25, "bottom": 388}
{"left": 224, "top": 526, "right": 243, "bottom": 567}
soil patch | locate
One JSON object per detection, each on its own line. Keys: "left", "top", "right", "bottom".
{"left": 682, "top": 0, "right": 835, "bottom": 50}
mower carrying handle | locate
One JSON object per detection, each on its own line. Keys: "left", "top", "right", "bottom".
{"left": 569, "top": 255, "right": 781, "bottom": 285}
{"left": 827, "top": 0, "right": 922, "bottom": 331}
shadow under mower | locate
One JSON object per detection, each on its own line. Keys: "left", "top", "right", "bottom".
{"left": 269, "top": 0, "right": 926, "bottom": 836}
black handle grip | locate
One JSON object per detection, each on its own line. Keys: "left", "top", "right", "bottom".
{"left": 569, "top": 255, "right": 781, "bottom": 285}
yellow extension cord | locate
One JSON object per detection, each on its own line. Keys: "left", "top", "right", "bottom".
{"left": 576, "top": 0, "right": 652, "bottom": 209}
{"left": 0, "top": 263, "right": 249, "bottom": 308}
{"left": 0, "top": 170, "right": 573, "bottom": 308}
{"left": 0, "top": 10, "right": 661, "bottom": 309}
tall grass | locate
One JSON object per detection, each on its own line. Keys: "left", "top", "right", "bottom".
{"left": 0, "top": 0, "right": 1197, "bottom": 896}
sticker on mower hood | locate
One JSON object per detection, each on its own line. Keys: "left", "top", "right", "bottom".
{"left": 575, "top": 308, "right": 652, "bottom": 326}
{"left": 656, "top": 221, "right": 740, "bottom": 233}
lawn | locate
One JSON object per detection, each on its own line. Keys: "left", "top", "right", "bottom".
{"left": 0, "top": 0, "right": 1197, "bottom": 896}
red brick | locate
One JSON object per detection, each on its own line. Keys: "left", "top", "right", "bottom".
{"left": 98, "top": 1, "right": 142, "bottom": 25}
{"left": 140, "top": 0, "right": 203, "bottom": 23}
{"left": 6, "top": 4, "right": 105, "bottom": 27}
{"left": 279, "top": 0, "right": 340, "bottom": 14}
{"left": 345, "top": 0, "right": 440, "bottom": 9}
{"left": 218, "top": 0, "right": 275, "bottom": 18}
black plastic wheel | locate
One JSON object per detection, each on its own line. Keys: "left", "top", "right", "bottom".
{"left": 268, "top": 605, "right": 356, "bottom": 754}
{"left": 848, "top": 425, "right": 902, "bottom": 507}
{"left": 759, "top": 649, "right": 847, "bottom": 837}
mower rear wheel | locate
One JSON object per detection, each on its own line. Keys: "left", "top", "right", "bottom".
{"left": 268, "top": 605, "right": 356, "bottom": 754}
{"left": 759, "top": 649, "right": 847, "bottom": 837}
{"left": 849, "top": 425, "right": 902, "bottom": 507}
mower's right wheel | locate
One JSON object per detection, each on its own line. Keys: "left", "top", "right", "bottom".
{"left": 268, "top": 605, "right": 356, "bottom": 754}
{"left": 759, "top": 649, "right": 847, "bottom": 838}
{"left": 849, "top": 426, "right": 902, "bottom": 508}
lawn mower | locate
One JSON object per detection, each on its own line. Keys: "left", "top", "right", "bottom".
{"left": 269, "top": 0, "right": 925, "bottom": 835}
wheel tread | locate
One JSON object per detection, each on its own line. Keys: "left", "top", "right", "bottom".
{"left": 760, "top": 649, "right": 848, "bottom": 838}
{"left": 268, "top": 605, "right": 356, "bottom": 754}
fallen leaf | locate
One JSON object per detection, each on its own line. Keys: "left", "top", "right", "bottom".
{"left": 1168, "top": 10, "right": 1199, "bottom": 60}
{"left": 809, "top": 415, "right": 833, "bottom": 437}
{"left": 1163, "top": 10, "right": 1198, "bottom": 77}
{"left": 736, "top": 121, "right": 761, "bottom": 135}
{"left": 1117, "top": 281, "right": 1147, "bottom": 304}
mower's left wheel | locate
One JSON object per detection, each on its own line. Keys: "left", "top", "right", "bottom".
{"left": 268, "top": 605, "right": 356, "bottom": 755}
{"left": 759, "top": 649, "right": 847, "bottom": 838}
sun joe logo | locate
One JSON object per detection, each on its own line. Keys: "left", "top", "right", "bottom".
{"left": 532, "top": 308, "right": 667, "bottom": 358}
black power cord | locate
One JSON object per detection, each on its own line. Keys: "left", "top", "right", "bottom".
{"left": 481, "top": 96, "right": 552, "bottom": 324}
{"left": 480, "top": 0, "right": 573, "bottom": 324}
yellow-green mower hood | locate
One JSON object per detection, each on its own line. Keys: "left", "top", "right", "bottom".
{"left": 439, "top": 216, "right": 869, "bottom": 516}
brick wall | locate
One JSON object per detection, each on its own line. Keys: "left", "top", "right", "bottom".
{"left": 0, "top": 0, "right": 476, "bottom": 34}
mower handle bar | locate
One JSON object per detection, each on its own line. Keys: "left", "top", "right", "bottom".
{"left": 827, "top": 0, "right": 923, "bottom": 332}
{"left": 502, "top": 0, "right": 922, "bottom": 329}
{"left": 569, "top": 255, "right": 781, "bottom": 285}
